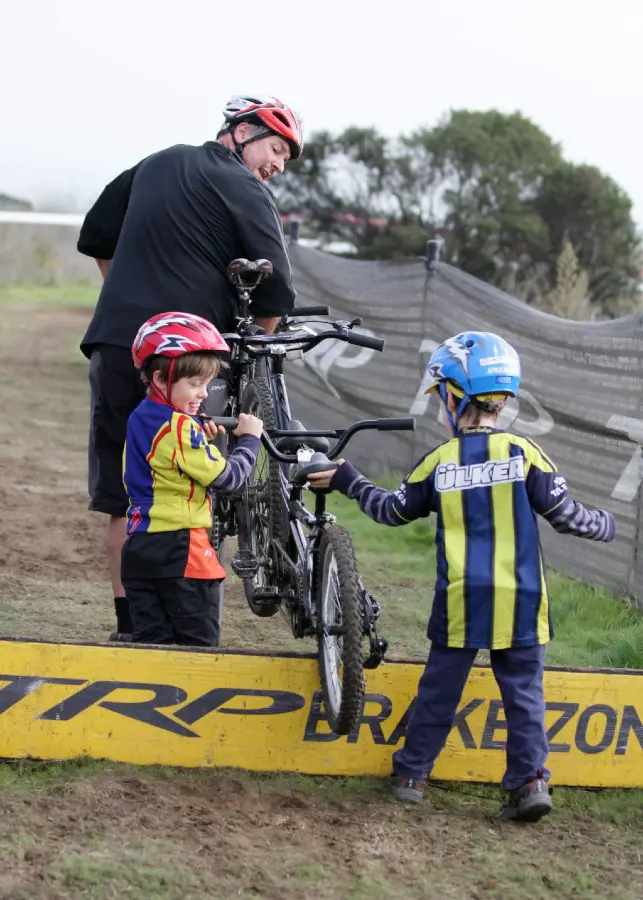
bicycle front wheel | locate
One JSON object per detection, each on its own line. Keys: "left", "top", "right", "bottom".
{"left": 316, "top": 526, "right": 365, "bottom": 735}
{"left": 237, "top": 377, "right": 286, "bottom": 617}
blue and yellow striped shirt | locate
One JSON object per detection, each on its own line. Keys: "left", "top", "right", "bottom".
{"left": 332, "top": 427, "right": 615, "bottom": 650}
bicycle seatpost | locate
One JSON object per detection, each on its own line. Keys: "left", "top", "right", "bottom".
{"left": 227, "top": 258, "right": 274, "bottom": 319}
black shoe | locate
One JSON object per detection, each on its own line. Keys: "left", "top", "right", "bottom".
{"left": 388, "top": 774, "right": 425, "bottom": 804}
{"left": 108, "top": 631, "right": 133, "bottom": 643}
{"left": 500, "top": 770, "right": 552, "bottom": 822}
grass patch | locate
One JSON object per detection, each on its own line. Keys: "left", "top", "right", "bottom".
{"left": 48, "top": 852, "right": 204, "bottom": 900}
{"left": 0, "top": 281, "right": 96, "bottom": 307}
{"left": 546, "top": 572, "right": 643, "bottom": 669}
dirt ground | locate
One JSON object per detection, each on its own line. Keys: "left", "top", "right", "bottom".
{"left": 0, "top": 303, "right": 642, "bottom": 900}
{"left": 1, "top": 760, "right": 643, "bottom": 900}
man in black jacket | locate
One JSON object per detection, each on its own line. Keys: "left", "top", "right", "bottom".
{"left": 77, "top": 94, "right": 303, "bottom": 641}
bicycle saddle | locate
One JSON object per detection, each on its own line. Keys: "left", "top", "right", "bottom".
{"left": 227, "top": 258, "right": 273, "bottom": 289}
{"left": 291, "top": 452, "right": 338, "bottom": 486}
{"left": 275, "top": 420, "right": 330, "bottom": 454}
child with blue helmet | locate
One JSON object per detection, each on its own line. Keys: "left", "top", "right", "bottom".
{"left": 308, "top": 330, "right": 616, "bottom": 822}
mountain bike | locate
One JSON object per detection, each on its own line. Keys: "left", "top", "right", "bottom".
{"left": 209, "top": 258, "right": 416, "bottom": 735}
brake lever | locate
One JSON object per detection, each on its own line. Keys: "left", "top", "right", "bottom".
{"left": 333, "top": 317, "right": 362, "bottom": 332}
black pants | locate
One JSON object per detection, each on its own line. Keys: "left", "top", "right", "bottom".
{"left": 123, "top": 577, "right": 221, "bottom": 647}
{"left": 392, "top": 644, "right": 549, "bottom": 791}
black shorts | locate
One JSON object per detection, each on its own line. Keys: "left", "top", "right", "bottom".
{"left": 123, "top": 576, "right": 221, "bottom": 647}
{"left": 88, "top": 344, "right": 146, "bottom": 517}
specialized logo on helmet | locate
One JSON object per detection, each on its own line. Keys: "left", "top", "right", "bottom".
{"left": 442, "top": 337, "right": 472, "bottom": 373}
{"left": 155, "top": 334, "right": 201, "bottom": 353}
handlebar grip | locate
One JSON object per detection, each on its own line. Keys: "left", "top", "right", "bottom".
{"left": 347, "top": 332, "right": 385, "bottom": 352}
{"left": 375, "top": 417, "right": 416, "bottom": 432}
{"left": 291, "top": 305, "right": 330, "bottom": 317}
{"left": 207, "top": 416, "right": 239, "bottom": 430}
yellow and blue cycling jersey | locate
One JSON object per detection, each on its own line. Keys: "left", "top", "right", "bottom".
{"left": 123, "top": 396, "right": 258, "bottom": 533}
{"left": 332, "top": 426, "right": 615, "bottom": 650}
{"left": 122, "top": 396, "right": 259, "bottom": 580}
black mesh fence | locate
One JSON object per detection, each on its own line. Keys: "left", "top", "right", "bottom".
{"left": 287, "top": 243, "right": 643, "bottom": 607}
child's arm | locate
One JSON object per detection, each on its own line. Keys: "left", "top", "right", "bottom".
{"left": 210, "top": 436, "right": 260, "bottom": 493}
{"left": 526, "top": 466, "right": 615, "bottom": 542}
{"left": 329, "top": 458, "right": 435, "bottom": 527}
{"left": 174, "top": 416, "right": 260, "bottom": 492}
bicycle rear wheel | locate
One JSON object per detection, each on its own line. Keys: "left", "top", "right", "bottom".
{"left": 315, "top": 525, "right": 365, "bottom": 735}
{"left": 237, "top": 377, "right": 286, "bottom": 617}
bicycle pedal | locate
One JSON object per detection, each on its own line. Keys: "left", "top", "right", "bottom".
{"left": 252, "top": 587, "right": 279, "bottom": 598}
{"left": 231, "top": 550, "right": 260, "bottom": 578}
{"left": 251, "top": 588, "right": 282, "bottom": 606}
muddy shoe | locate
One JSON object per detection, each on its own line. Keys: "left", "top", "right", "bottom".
{"left": 500, "top": 770, "right": 552, "bottom": 822}
{"left": 388, "top": 775, "right": 425, "bottom": 804}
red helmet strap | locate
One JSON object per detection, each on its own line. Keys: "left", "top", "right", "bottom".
{"left": 145, "top": 358, "right": 177, "bottom": 408}
{"left": 166, "top": 358, "right": 176, "bottom": 408}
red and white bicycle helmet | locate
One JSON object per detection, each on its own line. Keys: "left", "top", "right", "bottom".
{"left": 222, "top": 94, "right": 304, "bottom": 160}
{"left": 132, "top": 312, "right": 230, "bottom": 370}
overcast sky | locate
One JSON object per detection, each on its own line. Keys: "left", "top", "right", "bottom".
{"left": 2, "top": 0, "right": 642, "bottom": 226}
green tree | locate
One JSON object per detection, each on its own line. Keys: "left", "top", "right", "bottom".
{"left": 420, "top": 109, "right": 562, "bottom": 283}
{"left": 273, "top": 127, "right": 399, "bottom": 253}
{"left": 274, "top": 110, "right": 642, "bottom": 314}
{"left": 537, "top": 241, "right": 592, "bottom": 320}
{"left": 532, "top": 162, "right": 641, "bottom": 311}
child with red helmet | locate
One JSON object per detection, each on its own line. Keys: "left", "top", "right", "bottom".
{"left": 122, "top": 311, "right": 262, "bottom": 647}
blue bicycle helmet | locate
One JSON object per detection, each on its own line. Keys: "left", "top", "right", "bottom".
{"left": 425, "top": 331, "right": 521, "bottom": 430}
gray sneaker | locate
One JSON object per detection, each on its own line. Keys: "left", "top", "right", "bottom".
{"left": 500, "top": 770, "right": 552, "bottom": 822}
{"left": 388, "top": 775, "right": 425, "bottom": 804}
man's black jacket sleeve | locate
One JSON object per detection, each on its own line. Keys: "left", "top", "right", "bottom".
{"left": 77, "top": 163, "right": 141, "bottom": 260}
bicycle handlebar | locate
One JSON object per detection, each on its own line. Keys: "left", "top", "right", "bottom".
{"left": 372, "top": 417, "right": 417, "bottom": 431}
{"left": 344, "top": 332, "right": 385, "bottom": 352}
{"left": 221, "top": 326, "right": 385, "bottom": 355}
{"left": 208, "top": 417, "right": 239, "bottom": 430}
{"left": 207, "top": 416, "right": 416, "bottom": 463}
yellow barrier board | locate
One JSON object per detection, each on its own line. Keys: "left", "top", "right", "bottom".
{"left": 0, "top": 639, "right": 641, "bottom": 788}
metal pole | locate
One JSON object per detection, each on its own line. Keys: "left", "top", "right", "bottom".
{"left": 425, "top": 237, "right": 442, "bottom": 271}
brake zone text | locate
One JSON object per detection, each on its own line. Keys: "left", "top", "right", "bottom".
{"left": 1, "top": 674, "right": 641, "bottom": 759}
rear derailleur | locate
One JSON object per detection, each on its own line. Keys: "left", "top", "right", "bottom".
{"left": 361, "top": 586, "right": 388, "bottom": 670}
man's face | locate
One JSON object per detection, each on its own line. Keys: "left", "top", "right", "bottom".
{"left": 236, "top": 125, "right": 291, "bottom": 181}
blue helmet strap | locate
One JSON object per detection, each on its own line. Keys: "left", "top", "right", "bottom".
{"left": 439, "top": 382, "right": 470, "bottom": 431}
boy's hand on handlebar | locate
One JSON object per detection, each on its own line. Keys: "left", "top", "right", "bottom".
{"left": 234, "top": 413, "right": 263, "bottom": 438}
{"left": 202, "top": 420, "right": 226, "bottom": 441}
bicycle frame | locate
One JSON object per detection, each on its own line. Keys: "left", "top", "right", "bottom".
{"left": 214, "top": 262, "right": 413, "bottom": 654}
